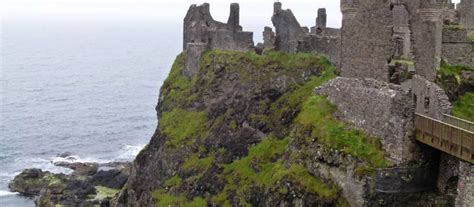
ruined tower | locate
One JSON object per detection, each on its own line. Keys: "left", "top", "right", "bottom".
{"left": 315, "top": 8, "right": 327, "bottom": 32}
{"left": 271, "top": 2, "right": 306, "bottom": 53}
{"left": 340, "top": 0, "right": 394, "bottom": 81}
{"left": 182, "top": 3, "right": 254, "bottom": 76}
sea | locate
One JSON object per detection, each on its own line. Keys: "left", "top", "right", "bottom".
{"left": 0, "top": 18, "right": 182, "bottom": 206}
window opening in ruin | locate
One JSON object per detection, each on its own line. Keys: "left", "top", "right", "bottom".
{"left": 424, "top": 97, "right": 430, "bottom": 110}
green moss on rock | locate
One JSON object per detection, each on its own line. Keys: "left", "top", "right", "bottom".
{"left": 436, "top": 60, "right": 474, "bottom": 101}
{"left": 297, "top": 96, "right": 388, "bottom": 167}
{"left": 94, "top": 186, "right": 120, "bottom": 200}
{"left": 147, "top": 50, "right": 388, "bottom": 206}
{"left": 182, "top": 154, "right": 215, "bottom": 173}
{"left": 159, "top": 108, "right": 208, "bottom": 147}
{"left": 164, "top": 175, "right": 182, "bottom": 188}
{"left": 453, "top": 92, "right": 474, "bottom": 122}
{"left": 152, "top": 191, "right": 206, "bottom": 207}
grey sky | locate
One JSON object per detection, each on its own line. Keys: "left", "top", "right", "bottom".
{"left": 2, "top": 0, "right": 462, "bottom": 43}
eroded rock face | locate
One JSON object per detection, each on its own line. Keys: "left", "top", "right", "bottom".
{"left": 315, "top": 77, "right": 417, "bottom": 164}
{"left": 114, "top": 51, "right": 354, "bottom": 207}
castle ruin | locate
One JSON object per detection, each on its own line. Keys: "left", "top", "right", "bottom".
{"left": 180, "top": 2, "right": 474, "bottom": 205}
{"left": 268, "top": 2, "right": 341, "bottom": 65}
{"left": 183, "top": 3, "right": 254, "bottom": 76}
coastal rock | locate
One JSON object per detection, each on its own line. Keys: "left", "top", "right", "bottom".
{"left": 8, "top": 169, "right": 67, "bottom": 196}
{"left": 9, "top": 161, "right": 130, "bottom": 207}
{"left": 54, "top": 161, "right": 99, "bottom": 176}
{"left": 91, "top": 169, "right": 129, "bottom": 189}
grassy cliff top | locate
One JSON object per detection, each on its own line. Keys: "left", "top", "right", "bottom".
{"left": 453, "top": 92, "right": 474, "bottom": 122}
{"left": 136, "top": 50, "right": 388, "bottom": 206}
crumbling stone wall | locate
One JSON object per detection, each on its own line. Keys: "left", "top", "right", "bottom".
{"left": 455, "top": 162, "right": 474, "bottom": 207}
{"left": 410, "top": 1, "right": 445, "bottom": 82}
{"left": 297, "top": 35, "right": 340, "bottom": 66}
{"left": 315, "top": 8, "right": 327, "bottom": 32}
{"left": 442, "top": 28, "right": 474, "bottom": 67}
{"left": 340, "top": 0, "right": 461, "bottom": 82}
{"left": 340, "top": 0, "right": 393, "bottom": 81}
{"left": 458, "top": 0, "right": 474, "bottom": 35}
{"left": 263, "top": 26, "right": 275, "bottom": 50}
{"left": 271, "top": 2, "right": 307, "bottom": 53}
{"left": 315, "top": 77, "right": 418, "bottom": 164}
{"left": 437, "top": 154, "right": 474, "bottom": 207}
{"left": 411, "top": 75, "right": 452, "bottom": 120}
{"left": 183, "top": 3, "right": 254, "bottom": 76}
{"left": 270, "top": 2, "right": 341, "bottom": 66}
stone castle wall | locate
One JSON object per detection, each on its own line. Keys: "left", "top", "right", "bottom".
{"left": 442, "top": 28, "right": 474, "bottom": 67}
{"left": 270, "top": 2, "right": 341, "bottom": 66}
{"left": 183, "top": 3, "right": 254, "bottom": 76}
{"left": 459, "top": 0, "right": 474, "bottom": 35}
{"left": 340, "top": 0, "right": 394, "bottom": 82}
{"left": 315, "top": 77, "right": 418, "bottom": 164}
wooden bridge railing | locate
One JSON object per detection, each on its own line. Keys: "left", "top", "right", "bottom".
{"left": 443, "top": 114, "right": 474, "bottom": 132}
{"left": 415, "top": 113, "right": 474, "bottom": 164}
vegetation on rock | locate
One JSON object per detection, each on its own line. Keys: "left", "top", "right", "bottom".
{"left": 436, "top": 60, "right": 474, "bottom": 101}
{"left": 160, "top": 108, "right": 208, "bottom": 147}
{"left": 453, "top": 92, "right": 474, "bottom": 122}
{"left": 135, "top": 50, "right": 387, "bottom": 206}
{"left": 442, "top": 24, "right": 464, "bottom": 31}
{"left": 94, "top": 186, "right": 120, "bottom": 200}
{"left": 297, "top": 96, "right": 387, "bottom": 167}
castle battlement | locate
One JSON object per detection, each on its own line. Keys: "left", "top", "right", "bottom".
{"left": 182, "top": 3, "right": 254, "bottom": 76}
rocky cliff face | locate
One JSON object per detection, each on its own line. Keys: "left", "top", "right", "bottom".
{"left": 113, "top": 50, "right": 391, "bottom": 206}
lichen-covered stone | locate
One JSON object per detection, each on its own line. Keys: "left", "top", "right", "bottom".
{"left": 412, "top": 75, "right": 452, "bottom": 120}
{"left": 315, "top": 77, "right": 417, "bottom": 164}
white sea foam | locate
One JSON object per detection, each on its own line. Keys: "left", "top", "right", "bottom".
{"left": 117, "top": 144, "right": 145, "bottom": 160}
{"left": 0, "top": 190, "right": 18, "bottom": 197}
{"left": 52, "top": 155, "right": 103, "bottom": 164}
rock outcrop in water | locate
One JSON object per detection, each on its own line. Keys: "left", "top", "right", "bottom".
{"left": 9, "top": 162, "right": 130, "bottom": 206}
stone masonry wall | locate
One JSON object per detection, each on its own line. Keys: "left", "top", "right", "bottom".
{"left": 411, "top": 7, "right": 444, "bottom": 82}
{"left": 455, "top": 162, "right": 474, "bottom": 207}
{"left": 183, "top": 3, "right": 254, "bottom": 76}
{"left": 298, "top": 35, "right": 340, "bottom": 66}
{"left": 442, "top": 28, "right": 474, "bottom": 67}
{"left": 459, "top": 0, "right": 474, "bottom": 35}
{"left": 315, "top": 77, "right": 418, "bottom": 164}
{"left": 340, "top": 0, "right": 458, "bottom": 82}
{"left": 411, "top": 75, "right": 452, "bottom": 120}
{"left": 271, "top": 2, "right": 341, "bottom": 66}
{"left": 340, "top": 0, "right": 393, "bottom": 82}
{"left": 271, "top": 2, "right": 306, "bottom": 53}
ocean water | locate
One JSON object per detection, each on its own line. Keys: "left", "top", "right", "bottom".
{"left": 0, "top": 19, "right": 182, "bottom": 206}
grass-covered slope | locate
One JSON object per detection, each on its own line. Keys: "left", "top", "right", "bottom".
{"left": 120, "top": 50, "right": 387, "bottom": 206}
{"left": 436, "top": 61, "right": 474, "bottom": 101}
{"left": 453, "top": 92, "right": 474, "bottom": 122}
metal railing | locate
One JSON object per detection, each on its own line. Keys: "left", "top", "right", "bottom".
{"left": 415, "top": 113, "right": 474, "bottom": 164}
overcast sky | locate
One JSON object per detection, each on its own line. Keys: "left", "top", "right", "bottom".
{"left": 1, "top": 0, "right": 462, "bottom": 42}
{"left": 2, "top": 1, "right": 341, "bottom": 38}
